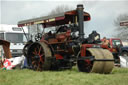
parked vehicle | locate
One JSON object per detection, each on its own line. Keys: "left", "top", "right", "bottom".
{"left": 101, "top": 38, "right": 128, "bottom": 63}
{"left": 120, "top": 46, "right": 128, "bottom": 57}
{"left": 0, "top": 24, "right": 28, "bottom": 57}
{"left": 102, "top": 38, "right": 123, "bottom": 62}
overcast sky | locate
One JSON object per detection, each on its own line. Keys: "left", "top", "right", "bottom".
{"left": 0, "top": 0, "right": 128, "bottom": 38}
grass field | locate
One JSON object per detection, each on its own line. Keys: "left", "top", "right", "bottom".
{"left": 0, "top": 67, "right": 128, "bottom": 85}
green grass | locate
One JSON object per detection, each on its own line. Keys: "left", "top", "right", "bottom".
{"left": 0, "top": 67, "right": 128, "bottom": 85}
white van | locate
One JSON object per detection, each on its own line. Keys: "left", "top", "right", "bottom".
{"left": 0, "top": 24, "right": 28, "bottom": 57}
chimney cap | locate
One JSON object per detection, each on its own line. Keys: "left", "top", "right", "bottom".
{"left": 77, "top": 4, "right": 83, "bottom": 8}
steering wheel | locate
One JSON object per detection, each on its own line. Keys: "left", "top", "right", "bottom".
{"left": 35, "top": 33, "right": 42, "bottom": 41}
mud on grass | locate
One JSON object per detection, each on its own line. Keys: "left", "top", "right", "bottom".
{"left": 0, "top": 67, "right": 128, "bottom": 85}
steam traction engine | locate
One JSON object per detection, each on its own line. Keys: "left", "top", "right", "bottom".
{"left": 18, "top": 5, "right": 114, "bottom": 73}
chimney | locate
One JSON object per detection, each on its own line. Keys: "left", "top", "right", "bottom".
{"left": 77, "top": 4, "right": 84, "bottom": 39}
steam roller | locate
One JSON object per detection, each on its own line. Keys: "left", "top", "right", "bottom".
{"left": 19, "top": 4, "right": 114, "bottom": 74}
{"left": 77, "top": 48, "right": 114, "bottom": 74}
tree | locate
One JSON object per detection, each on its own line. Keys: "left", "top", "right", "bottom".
{"left": 114, "top": 14, "right": 128, "bottom": 40}
{"left": 48, "top": 5, "right": 73, "bottom": 16}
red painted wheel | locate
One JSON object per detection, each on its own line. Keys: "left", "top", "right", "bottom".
{"left": 27, "top": 42, "right": 52, "bottom": 71}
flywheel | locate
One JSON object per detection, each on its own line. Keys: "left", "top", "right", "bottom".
{"left": 77, "top": 48, "right": 114, "bottom": 74}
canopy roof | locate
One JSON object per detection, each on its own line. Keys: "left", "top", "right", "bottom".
{"left": 18, "top": 10, "right": 91, "bottom": 28}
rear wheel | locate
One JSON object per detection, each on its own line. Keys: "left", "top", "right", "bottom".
{"left": 77, "top": 48, "right": 114, "bottom": 74}
{"left": 27, "top": 42, "right": 52, "bottom": 71}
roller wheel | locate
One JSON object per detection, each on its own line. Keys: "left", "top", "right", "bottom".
{"left": 27, "top": 42, "right": 52, "bottom": 71}
{"left": 77, "top": 48, "right": 114, "bottom": 74}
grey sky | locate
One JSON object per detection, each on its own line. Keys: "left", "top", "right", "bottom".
{"left": 0, "top": 0, "right": 128, "bottom": 37}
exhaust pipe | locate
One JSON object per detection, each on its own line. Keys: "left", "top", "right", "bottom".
{"left": 77, "top": 4, "right": 84, "bottom": 40}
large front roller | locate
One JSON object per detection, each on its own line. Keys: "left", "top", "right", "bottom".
{"left": 27, "top": 42, "right": 52, "bottom": 71}
{"left": 77, "top": 48, "right": 114, "bottom": 74}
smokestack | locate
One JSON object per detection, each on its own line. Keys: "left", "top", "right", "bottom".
{"left": 77, "top": 4, "right": 84, "bottom": 39}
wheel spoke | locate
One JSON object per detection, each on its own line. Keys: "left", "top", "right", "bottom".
{"left": 32, "top": 52, "right": 37, "bottom": 55}
{"left": 38, "top": 46, "right": 42, "bottom": 55}
{"left": 32, "top": 61, "right": 38, "bottom": 70}
{"left": 32, "top": 61, "right": 36, "bottom": 64}
{"left": 37, "top": 62, "right": 42, "bottom": 71}
{"left": 40, "top": 57, "right": 44, "bottom": 63}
